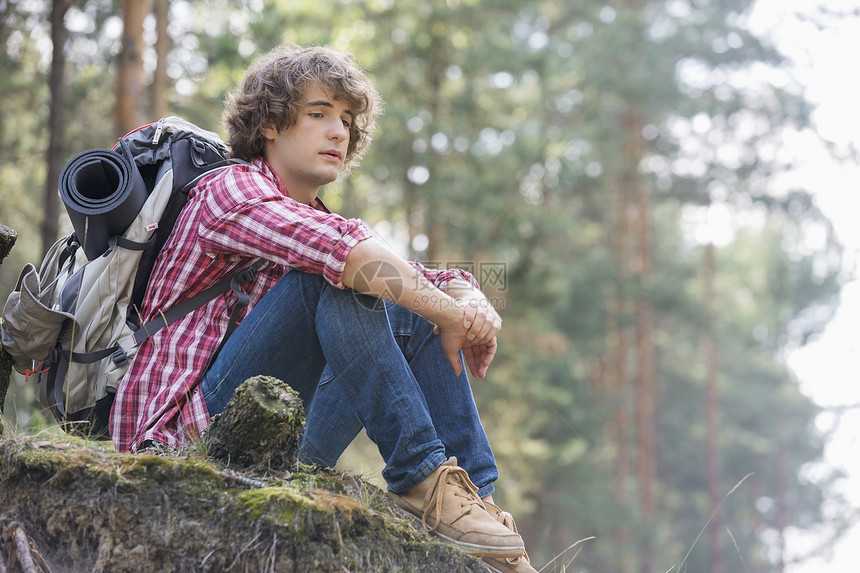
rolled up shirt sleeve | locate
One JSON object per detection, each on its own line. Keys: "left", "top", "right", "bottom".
{"left": 196, "top": 165, "right": 373, "bottom": 289}
{"left": 320, "top": 217, "right": 373, "bottom": 288}
{"left": 409, "top": 261, "right": 480, "bottom": 292}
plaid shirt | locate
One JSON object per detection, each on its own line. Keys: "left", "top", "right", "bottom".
{"left": 110, "top": 157, "right": 477, "bottom": 452}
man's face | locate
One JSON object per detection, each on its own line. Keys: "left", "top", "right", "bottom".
{"left": 261, "top": 83, "right": 353, "bottom": 203}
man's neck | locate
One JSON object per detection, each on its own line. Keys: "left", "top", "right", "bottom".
{"left": 288, "top": 187, "right": 319, "bottom": 205}
{"left": 261, "top": 157, "right": 319, "bottom": 205}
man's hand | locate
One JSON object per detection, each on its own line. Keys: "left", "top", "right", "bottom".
{"left": 342, "top": 241, "right": 501, "bottom": 378}
{"left": 438, "top": 279, "right": 502, "bottom": 378}
{"left": 461, "top": 337, "right": 498, "bottom": 378}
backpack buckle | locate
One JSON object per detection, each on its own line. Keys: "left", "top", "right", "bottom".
{"left": 236, "top": 265, "right": 258, "bottom": 284}
{"left": 111, "top": 348, "right": 129, "bottom": 367}
{"left": 47, "top": 346, "right": 60, "bottom": 366}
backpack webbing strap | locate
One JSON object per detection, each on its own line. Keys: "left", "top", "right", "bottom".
{"left": 207, "top": 261, "right": 263, "bottom": 368}
{"left": 57, "top": 235, "right": 81, "bottom": 272}
{"left": 132, "top": 258, "right": 266, "bottom": 347}
{"left": 54, "top": 259, "right": 265, "bottom": 370}
{"left": 109, "top": 234, "right": 156, "bottom": 252}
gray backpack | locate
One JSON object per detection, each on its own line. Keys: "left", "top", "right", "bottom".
{"left": 1, "top": 117, "right": 260, "bottom": 439}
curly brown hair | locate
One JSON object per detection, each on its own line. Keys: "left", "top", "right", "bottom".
{"left": 222, "top": 45, "right": 382, "bottom": 173}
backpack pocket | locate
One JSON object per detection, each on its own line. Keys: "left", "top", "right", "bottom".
{"left": 1, "top": 263, "right": 76, "bottom": 373}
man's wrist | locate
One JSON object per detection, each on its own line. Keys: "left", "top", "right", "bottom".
{"left": 444, "top": 278, "right": 473, "bottom": 292}
{"left": 444, "top": 278, "right": 483, "bottom": 300}
{"left": 423, "top": 291, "right": 466, "bottom": 327}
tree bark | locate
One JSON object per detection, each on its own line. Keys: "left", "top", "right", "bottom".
{"left": 776, "top": 427, "right": 788, "bottom": 572}
{"left": 608, "top": 166, "right": 634, "bottom": 573}
{"left": 704, "top": 243, "right": 725, "bottom": 573}
{"left": 151, "top": 0, "right": 170, "bottom": 119}
{"left": 419, "top": 14, "right": 446, "bottom": 263}
{"left": 41, "top": 0, "right": 72, "bottom": 258}
{"left": 623, "top": 104, "right": 657, "bottom": 573}
{"left": 116, "top": 0, "right": 152, "bottom": 137}
{"left": 0, "top": 225, "right": 18, "bottom": 418}
{"left": 204, "top": 376, "right": 305, "bottom": 471}
{"left": 0, "top": 225, "right": 16, "bottom": 268}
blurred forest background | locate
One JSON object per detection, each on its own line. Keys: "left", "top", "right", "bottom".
{"left": 0, "top": 1, "right": 856, "bottom": 572}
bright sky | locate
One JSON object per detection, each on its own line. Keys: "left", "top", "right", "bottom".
{"left": 747, "top": 0, "right": 860, "bottom": 571}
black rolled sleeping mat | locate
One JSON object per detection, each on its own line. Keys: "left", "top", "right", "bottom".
{"left": 58, "top": 137, "right": 148, "bottom": 260}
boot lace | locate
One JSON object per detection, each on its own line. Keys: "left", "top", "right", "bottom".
{"left": 422, "top": 464, "right": 485, "bottom": 533}
{"left": 497, "top": 509, "right": 531, "bottom": 564}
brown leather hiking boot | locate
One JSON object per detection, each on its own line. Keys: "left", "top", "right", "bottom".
{"left": 481, "top": 501, "right": 538, "bottom": 573}
{"left": 391, "top": 458, "right": 525, "bottom": 558}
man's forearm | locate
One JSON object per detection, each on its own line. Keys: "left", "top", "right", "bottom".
{"left": 342, "top": 237, "right": 500, "bottom": 377}
{"left": 342, "top": 237, "right": 465, "bottom": 328}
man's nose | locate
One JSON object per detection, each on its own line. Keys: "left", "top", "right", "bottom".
{"left": 330, "top": 119, "right": 348, "bottom": 141}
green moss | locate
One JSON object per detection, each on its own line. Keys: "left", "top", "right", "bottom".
{"left": 118, "top": 454, "right": 223, "bottom": 488}
{"left": 205, "top": 376, "right": 304, "bottom": 470}
{"left": 236, "top": 485, "right": 314, "bottom": 523}
{"left": 288, "top": 471, "right": 348, "bottom": 493}
{"left": 13, "top": 443, "right": 118, "bottom": 488}
{"left": 0, "top": 436, "right": 488, "bottom": 572}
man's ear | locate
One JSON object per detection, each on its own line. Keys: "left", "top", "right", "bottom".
{"left": 260, "top": 124, "right": 278, "bottom": 141}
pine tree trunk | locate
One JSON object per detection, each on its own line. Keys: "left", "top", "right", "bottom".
{"left": 419, "top": 15, "right": 446, "bottom": 262}
{"left": 776, "top": 434, "right": 788, "bottom": 572}
{"left": 116, "top": 0, "right": 152, "bottom": 137}
{"left": 41, "top": 0, "right": 71, "bottom": 258}
{"left": 608, "top": 167, "right": 634, "bottom": 572}
{"left": 704, "top": 243, "right": 725, "bottom": 573}
{"left": 0, "top": 225, "right": 18, "bottom": 417}
{"left": 151, "top": 0, "right": 170, "bottom": 119}
{"left": 623, "top": 104, "right": 657, "bottom": 573}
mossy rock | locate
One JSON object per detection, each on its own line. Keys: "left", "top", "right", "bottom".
{"left": 0, "top": 436, "right": 486, "bottom": 572}
{"left": 0, "top": 375, "right": 486, "bottom": 571}
{"left": 204, "top": 375, "right": 305, "bottom": 471}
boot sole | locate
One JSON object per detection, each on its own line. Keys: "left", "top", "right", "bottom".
{"left": 434, "top": 530, "right": 525, "bottom": 558}
{"left": 397, "top": 505, "right": 525, "bottom": 558}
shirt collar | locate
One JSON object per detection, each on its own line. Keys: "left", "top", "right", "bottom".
{"left": 254, "top": 157, "right": 331, "bottom": 213}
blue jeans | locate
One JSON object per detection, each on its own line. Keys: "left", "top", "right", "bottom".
{"left": 300, "top": 300, "right": 498, "bottom": 498}
{"left": 201, "top": 270, "right": 498, "bottom": 496}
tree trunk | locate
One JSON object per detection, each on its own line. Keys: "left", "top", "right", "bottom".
{"left": 776, "top": 428, "right": 788, "bottom": 572}
{"left": 624, "top": 104, "right": 657, "bottom": 573}
{"left": 749, "top": 478, "right": 765, "bottom": 573}
{"left": 151, "top": 0, "right": 170, "bottom": 119}
{"left": 205, "top": 376, "right": 305, "bottom": 471}
{"left": 608, "top": 167, "right": 634, "bottom": 572}
{"left": 0, "top": 7, "right": 8, "bottom": 166}
{"left": 0, "top": 225, "right": 18, "bottom": 418}
{"left": 704, "top": 243, "right": 724, "bottom": 573}
{"left": 419, "top": 15, "right": 446, "bottom": 263}
{"left": 116, "top": 0, "right": 152, "bottom": 137}
{"left": 41, "top": 0, "right": 72, "bottom": 258}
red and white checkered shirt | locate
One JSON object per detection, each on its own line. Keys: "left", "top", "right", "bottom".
{"left": 109, "top": 158, "right": 476, "bottom": 452}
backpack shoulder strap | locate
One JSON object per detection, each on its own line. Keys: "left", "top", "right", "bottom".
{"left": 132, "top": 258, "right": 266, "bottom": 347}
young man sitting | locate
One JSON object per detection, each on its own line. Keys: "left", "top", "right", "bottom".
{"left": 110, "top": 44, "right": 535, "bottom": 572}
